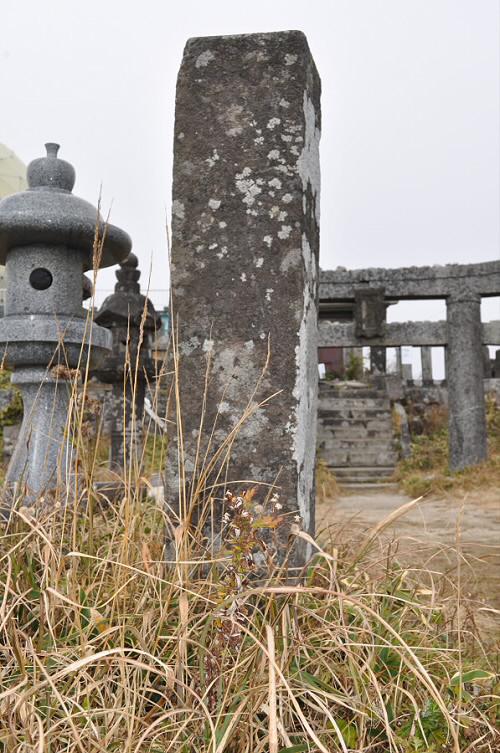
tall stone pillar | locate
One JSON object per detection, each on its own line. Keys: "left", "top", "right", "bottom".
{"left": 446, "top": 291, "right": 487, "bottom": 471}
{"left": 495, "top": 349, "right": 500, "bottom": 378}
{"left": 167, "top": 32, "right": 321, "bottom": 558}
{"left": 394, "top": 347, "right": 403, "bottom": 377}
{"left": 421, "top": 346, "right": 433, "bottom": 384}
{"left": 370, "top": 347, "right": 386, "bottom": 375}
{"left": 482, "top": 346, "right": 492, "bottom": 378}
{"left": 402, "top": 363, "right": 413, "bottom": 381}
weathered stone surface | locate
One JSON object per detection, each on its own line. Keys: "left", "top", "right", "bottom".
{"left": 482, "top": 346, "right": 493, "bottom": 378}
{"left": 385, "top": 374, "right": 405, "bottom": 401}
{"left": 7, "top": 367, "right": 72, "bottom": 496}
{"left": 0, "top": 315, "right": 110, "bottom": 369}
{"left": 370, "top": 347, "right": 386, "bottom": 375}
{"left": 94, "top": 253, "right": 160, "bottom": 469}
{"left": 420, "top": 346, "right": 433, "bottom": 383}
{"left": 317, "top": 373, "right": 500, "bottom": 478}
{"left": 319, "top": 260, "right": 500, "bottom": 473}
{"left": 319, "top": 320, "right": 500, "bottom": 349}
{"left": 354, "top": 288, "right": 386, "bottom": 338}
{"left": 0, "top": 144, "right": 130, "bottom": 269}
{"left": 2, "top": 423, "right": 20, "bottom": 461}
{"left": 446, "top": 292, "right": 487, "bottom": 471}
{"left": 402, "top": 364, "right": 413, "bottom": 380}
{"left": 404, "top": 383, "right": 449, "bottom": 406}
{"left": 320, "top": 260, "right": 500, "bottom": 301}
{"left": 317, "top": 381, "right": 397, "bottom": 483}
{"left": 392, "top": 402, "right": 412, "bottom": 458}
{"left": 394, "top": 347, "right": 403, "bottom": 377}
{"left": 167, "top": 31, "right": 321, "bottom": 557}
{"left": 319, "top": 320, "right": 448, "bottom": 347}
{"left": 495, "top": 351, "right": 500, "bottom": 378}
{"left": 483, "top": 321, "right": 500, "bottom": 345}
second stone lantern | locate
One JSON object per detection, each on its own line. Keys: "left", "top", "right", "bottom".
{"left": 0, "top": 143, "right": 131, "bottom": 502}
{"left": 94, "top": 252, "right": 161, "bottom": 471}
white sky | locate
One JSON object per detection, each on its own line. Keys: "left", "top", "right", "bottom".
{"left": 1, "top": 0, "right": 499, "bottom": 376}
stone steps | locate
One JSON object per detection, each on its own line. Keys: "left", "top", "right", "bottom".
{"left": 329, "top": 466, "right": 396, "bottom": 485}
{"left": 317, "top": 381, "right": 398, "bottom": 486}
{"left": 331, "top": 465, "right": 395, "bottom": 480}
{"left": 322, "top": 439, "right": 396, "bottom": 451}
{"left": 320, "top": 423, "right": 394, "bottom": 435}
{"left": 319, "top": 386, "right": 382, "bottom": 399}
{"left": 322, "top": 441, "right": 396, "bottom": 454}
{"left": 323, "top": 429, "right": 392, "bottom": 440}
{"left": 320, "top": 397, "right": 392, "bottom": 408}
{"left": 323, "top": 419, "right": 392, "bottom": 439}
{"left": 320, "top": 414, "right": 393, "bottom": 424}
{"left": 339, "top": 481, "right": 399, "bottom": 490}
{"left": 325, "top": 452, "right": 398, "bottom": 467}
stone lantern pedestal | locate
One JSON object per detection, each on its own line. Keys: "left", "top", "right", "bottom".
{"left": 8, "top": 367, "right": 73, "bottom": 494}
{"left": 0, "top": 143, "right": 131, "bottom": 503}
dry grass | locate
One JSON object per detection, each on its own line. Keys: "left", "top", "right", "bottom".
{"left": 0, "top": 229, "right": 498, "bottom": 750}
{"left": 0, "top": 475, "right": 499, "bottom": 751}
{"left": 395, "top": 394, "right": 500, "bottom": 498}
{"left": 316, "top": 458, "right": 339, "bottom": 503}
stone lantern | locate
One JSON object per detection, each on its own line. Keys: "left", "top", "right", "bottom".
{"left": 0, "top": 143, "right": 131, "bottom": 500}
{"left": 94, "top": 253, "right": 160, "bottom": 470}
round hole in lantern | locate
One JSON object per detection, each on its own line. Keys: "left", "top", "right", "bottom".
{"left": 29, "top": 268, "right": 53, "bottom": 290}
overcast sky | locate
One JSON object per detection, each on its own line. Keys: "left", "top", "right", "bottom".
{"left": 2, "top": 0, "right": 499, "bottom": 354}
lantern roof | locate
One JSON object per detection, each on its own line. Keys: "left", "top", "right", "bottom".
{"left": 0, "top": 143, "right": 131, "bottom": 270}
{"left": 95, "top": 252, "right": 161, "bottom": 331}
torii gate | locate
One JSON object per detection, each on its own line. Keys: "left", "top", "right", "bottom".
{"left": 319, "top": 260, "right": 500, "bottom": 472}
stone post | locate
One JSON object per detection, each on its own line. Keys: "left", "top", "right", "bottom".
{"left": 482, "top": 345, "right": 492, "bottom": 378}
{"left": 421, "top": 346, "right": 433, "bottom": 384}
{"left": 395, "top": 347, "right": 403, "bottom": 377}
{"left": 446, "top": 291, "right": 487, "bottom": 471}
{"left": 168, "top": 32, "right": 321, "bottom": 559}
{"left": 402, "top": 363, "right": 413, "bottom": 381}
{"left": 94, "top": 253, "right": 160, "bottom": 470}
{"left": 370, "top": 347, "right": 386, "bottom": 375}
{"left": 495, "top": 349, "right": 500, "bottom": 378}
{"left": 0, "top": 144, "right": 131, "bottom": 502}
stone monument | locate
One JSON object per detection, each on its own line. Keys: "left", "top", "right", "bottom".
{"left": 167, "top": 31, "right": 321, "bottom": 560}
{"left": 94, "top": 253, "right": 160, "bottom": 470}
{"left": 0, "top": 143, "right": 131, "bottom": 502}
